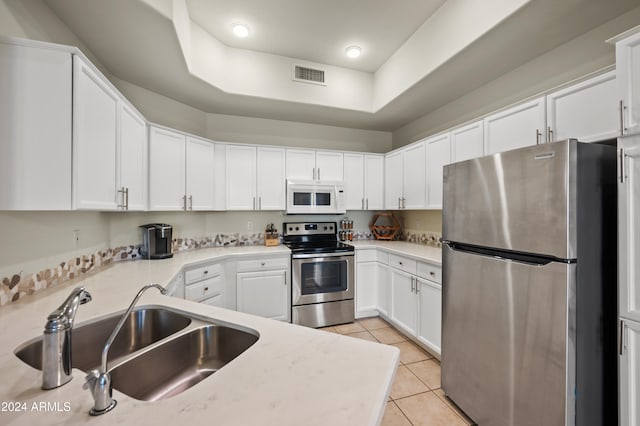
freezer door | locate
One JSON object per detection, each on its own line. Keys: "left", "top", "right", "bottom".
{"left": 441, "top": 243, "right": 575, "bottom": 426}
{"left": 443, "top": 139, "right": 576, "bottom": 259}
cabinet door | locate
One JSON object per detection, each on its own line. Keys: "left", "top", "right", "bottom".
{"left": 118, "top": 103, "right": 147, "bottom": 211}
{"left": 378, "top": 264, "right": 390, "bottom": 317}
{"left": 546, "top": 71, "right": 618, "bottom": 142}
{"left": 316, "top": 151, "right": 344, "bottom": 181}
{"left": 617, "top": 31, "right": 640, "bottom": 136}
{"left": 356, "top": 261, "right": 379, "bottom": 315}
{"left": 286, "top": 149, "right": 315, "bottom": 180}
{"left": 620, "top": 319, "right": 640, "bottom": 426}
{"left": 256, "top": 146, "right": 286, "bottom": 210}
{"left": 364, "top": 155, "right": 384, "bottom": 210}
{"left": 0, "top": 44, "right": 72, "bottom": 210}
{"left": 384, "top": 150, "right": 403, "bottom": 209}
{"left": 226, "top": 144, "right": 256, "bottom": 210}
{"left": 186, "top": 137, "right": 215, "bottom": 210}
{"left": 390, "top": 268, "right": 417, "bottom": 335}
{"left": 73, "top": 56, "right": 119, "bottom": 210}
{"left": 237, "top": 270, "right": 289, "bottom": 321}
{"left": 426, "top": 134, "right": 451, "bottom": 209}
{"left": 403, "top": 141, "right": 427, "bottom": 209}
{"left": 620, "top": 135, "right": 640, "bottom": 322}
{"left": 417, "top": 279, "right": 442, "bottom": 355}
{"left": 451, "top": 120, "right": 483, "bottom": 163}
{"left": 344, "top": 153, "right": 365, "bottom": 210}
{"left": 484, "top": 96, "right": 546, "bottom": 154}
{"left": 149, "top": 127, "right": 185, "bottom": 210}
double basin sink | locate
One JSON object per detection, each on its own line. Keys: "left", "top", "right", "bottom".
{"left": 14, "top": 306, "right": 259, "bottom": 401}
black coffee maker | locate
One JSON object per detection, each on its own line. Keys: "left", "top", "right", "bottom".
{"left": 140, "top": 224, "right": 173, "bottom": 259}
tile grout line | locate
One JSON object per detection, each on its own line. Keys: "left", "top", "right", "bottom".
{"left": 390, "top": 400, "right": 415, "bottom": 426}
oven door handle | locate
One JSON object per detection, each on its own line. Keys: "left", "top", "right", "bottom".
{"left": 292, "top": 252, "right": 354, "bottom": 259}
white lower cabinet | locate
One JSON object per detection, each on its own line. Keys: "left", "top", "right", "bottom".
{"left": 389, "top": 268, "right": 418, "bottom": 336}
{"left": 237, "top": 270, "right": 288, "bottom": 321}
{"left": 236, "top": 256, "right": 290, "bottom": 322}
{"left": 620, "top": 319, "right": 640, "bottom": 426}
{"left": 417, "top": 278, "right": 442, "bottom": 354}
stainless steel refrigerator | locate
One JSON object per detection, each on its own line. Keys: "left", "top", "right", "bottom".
{"left": 441, "top": 139, "right": 617, "bottom": 426}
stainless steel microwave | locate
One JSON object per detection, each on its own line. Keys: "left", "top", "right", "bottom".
{"left": 286, "top": 180, "right": 345, "bottom": 214}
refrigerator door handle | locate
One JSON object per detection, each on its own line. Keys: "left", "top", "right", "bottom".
{"left": 444, "top": 241, "right": 562, "bottom": 266}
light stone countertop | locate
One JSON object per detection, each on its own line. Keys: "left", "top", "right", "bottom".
{"left": 348, "top": 240, "right": 442, "bottom": 265}
{"left": 0, "top": 245, "right": 399, "bottom": 425}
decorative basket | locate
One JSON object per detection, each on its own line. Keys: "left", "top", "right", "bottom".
{"left": 369, "top": 213, "right": 401, "bottom": 240}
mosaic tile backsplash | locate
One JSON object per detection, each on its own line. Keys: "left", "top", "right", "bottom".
{"left": 0, "top": 229, "right": 441, "bottom": 307}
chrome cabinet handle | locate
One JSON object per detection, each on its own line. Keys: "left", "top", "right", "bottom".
{"left": 619, "top": 148, "right": 626, "bottom": 184}
{"left": 398, "top": 197, "right": 401, "bottom": 209}
{"left": 253, "top": 197, "right": 256, "bottom": 210}
{"left": 366, "top": 198, "right": 369, "bottom": 210}
{"left": 620, "top": 100, "right": 627, "bottom": 136}
{"left": 429, "top": 271, "right": 435, "bottom": 277}
{"left": 547, "top": 126, "right": 553, "bottom": 143}
{"left": 204, "top": 287, "right": 209, "bottom": 291}
{"left": 361, "top": 198, "right": 364, "bottom": 209}
{"left": 313, "top": 168, "right": 316, "bottom": 180}
{"left": 259, "top": 196, "right": 262, "bottom": 210}
{"left": 415, "top": 279, "right": 420, "bottom": 293}
{"left": 117, "top": 187, "right": 126, "bottom": 210}
{"left": 125, "top": 188, "right": 129, "bottom": 211}
{"left": 317, "top": 168, "right": 321, "bottom": 180}
{"left": 182, "top": 195, "right": 187, "bottom": 210}
{"left": 620, "top": 319, "right": 626, "bottom": 355}
{"left": 188, "top": 195, "right": 193, "bottom": 210}
{"left": 402, "top": 197, "right": 406, "bottom": 209}
{"left": 410, "top": 277, "right": 414, "bottom": 292}
{"left": 535, "top": 129, "right": 542, "bottom": 145}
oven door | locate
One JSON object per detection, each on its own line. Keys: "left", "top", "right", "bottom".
{"left": 292, "top": 253, "right": 354, "bottom": 305}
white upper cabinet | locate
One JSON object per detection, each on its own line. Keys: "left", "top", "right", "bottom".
{"left": 226, "top": 144, "right": 257, "bottom": 210}
{"left": 315, "top": 151, "right": 343, "bottom": 181}
{"left": 0, "top": 43, "right": 72, "bottom": 210}
{"left": 616, "top": 28, "right": 640, "bottom": 136}
{"left": 426, "top": 134, "right": 451, "bottom": 209}
{"left": 226, "top": 145, "right": 285, "bottom": 210}
{"left": 619, "top": 135, "right": 640, "bottom": 322}
{"left": 149, "top": 127, "right": 215, "bottom": 211}
{"left": 344, "top": 153, "right": 384, "bottom": 210}
{"left": 484, "top": 96, "right": 546, "bottom": 154}
{"left": 384, "top": 150, "right": 404, "bottom": 210}
{"left": 118, "top": 103, "right": 147, "bottom": 211}
{"left": 186, "top": 137, "right": 215, "bottom": 210}
{"left": 73, "top": 56, "right": 119, "bottom": 210}
{"left": 256, "top": 146, "right": 286, "bottom": 210}
{"left": 286, "top": 149, "right": 343, "bottom": 181}
{"left": 451, "top": 120, "right": 484, "bottom": 163}
{"left": 546, "top": 71, "right": 618, "bottom": 143}
{"left": 403, "top": 141, "right": 427, "bottom": 209}
{"left": 149, "top": 127, "right": 186, "bottom": 210}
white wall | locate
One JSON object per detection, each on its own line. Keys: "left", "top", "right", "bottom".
{"left": 392, "top": 5, "right": 640, "bottom": 147}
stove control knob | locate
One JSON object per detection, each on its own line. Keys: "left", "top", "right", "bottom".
{"left": 288, "top": 227, "right": 292, "bottom": 231}
{"left": 295, "top": 227, "right": 299, "bottom": 231}
{"left": 323, "top": 226, "right": 328, "bottom": 230}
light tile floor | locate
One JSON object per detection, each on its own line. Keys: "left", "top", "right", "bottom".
{"left": 320, "top": 317, "right": 475, "bottom": 426}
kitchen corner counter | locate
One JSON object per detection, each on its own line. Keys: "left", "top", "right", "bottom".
{"left": 348, "top": 240, "right": 442, "bottom": 265}
{"left": 0, "top": 245, "right": 399, "bottom": 425}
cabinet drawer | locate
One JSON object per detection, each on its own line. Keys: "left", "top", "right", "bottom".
{"left": 185, "top": 275, "right": 224, "bottom": 302}
{"left": 200, "top": 293, "right": 224, "bottom": 307}
{"left": 357, "top": 249, "right": 388, "bottom": 264}
{"left": 417, "top": 262, "right": 442, "bottom": 284}
{"left": 184, "top": 263, "right": 222, "bottom": 284}
{"left": 236, "top": 257, "right": 289, "bottom": 272}
{"left": 388, "top": 254, "right": 417, "bottom": 275}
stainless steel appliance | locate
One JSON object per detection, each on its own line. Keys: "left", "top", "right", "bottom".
{"left": 140, "top": 223, "right": 173, "bottom": 259}
{"left": 441, "top": 140, "right": 617, "bottom": 426}
{"left": 283, "top": 222, "right": 355, "bottom": 327}
{"left": 286, "top": 180, "right": 345, "bottom": 214}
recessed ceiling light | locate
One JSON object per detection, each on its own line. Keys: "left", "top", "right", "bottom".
{"left": 232, "top": 24, "right": 249, "bottom": 38}
{"left": 345, "top": 46, "right": 362, "bottom": 59}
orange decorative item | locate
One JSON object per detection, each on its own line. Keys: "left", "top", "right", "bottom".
{"left": 369, "top": 213, "right": 401, "bottom": 240}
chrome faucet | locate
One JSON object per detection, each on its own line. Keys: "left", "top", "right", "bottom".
{"left": 84, "top": 283, "right": 167, "bottom": 416}
{"left": 42, "top": 286, "right": 92, "bottom": 389}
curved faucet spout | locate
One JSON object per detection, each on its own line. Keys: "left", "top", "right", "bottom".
{"left": 85, "top": 283, "right": 167, "bottom": 416}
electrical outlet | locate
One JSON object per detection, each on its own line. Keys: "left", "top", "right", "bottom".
{"left": 73, "top": 229, "right": 80, "bottom": 246}
{"left": 415, "top": 220, "right": 422, "bottom": 229}
{"left": 247, "top": 221, "right": 253, "bottom": 231}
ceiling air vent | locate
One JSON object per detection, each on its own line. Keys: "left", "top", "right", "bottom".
{"left": 292, "top": 64, "right": 326, "bottom": 86}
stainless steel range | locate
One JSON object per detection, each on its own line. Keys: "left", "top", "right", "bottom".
{"left": 283, "top": 222, "right": 355, "bottom": 328}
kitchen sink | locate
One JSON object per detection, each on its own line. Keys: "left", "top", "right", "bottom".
{"left": 109, "top": 324, "right": 259, "bottom": 401}
{"left": 15, "top": 306, "right": 259, "bottom": 401}
{"left": 15, "top": 307, "right": 192, "bottom": 372}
